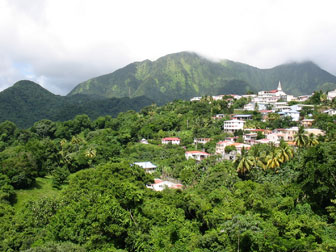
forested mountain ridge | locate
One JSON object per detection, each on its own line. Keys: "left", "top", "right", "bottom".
{"left": 69, "top": 51, "right": 336, "bottom": 104}
{"left": 0, "top": 80, "right": 153, "bottom": 128}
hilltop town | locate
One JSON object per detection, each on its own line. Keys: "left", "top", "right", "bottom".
{"left": 132, "top": 82, "right": 336, "bottom": 190}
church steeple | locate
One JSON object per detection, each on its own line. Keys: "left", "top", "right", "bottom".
{"left": 277, "top": 81, "right": 282, "bottom": 91}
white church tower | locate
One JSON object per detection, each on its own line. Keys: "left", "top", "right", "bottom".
{"left": 277, "top": 81, "right": 282, "bottom": 91}
{"left": 276, "top": 81, "right": 287, "bottom": 97}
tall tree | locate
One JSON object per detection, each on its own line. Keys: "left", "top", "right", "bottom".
{"left": 234, "top": 148, "right": 253, "bottom": 175}
{"left": 277, "top": 141, "right": 294, "bottom": 163}
{"left": 306, "top": 133, "right": 319, "bottom": 147}
{"left": 265, "top": 148, "right": 281, "bottom": 170}
{"left": 294, "top": 126, "right": 308, "bottom": 147}
{"left": 248, "top": 144, "right": 266, "bottom": 170}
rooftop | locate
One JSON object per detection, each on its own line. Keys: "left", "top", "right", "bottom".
{"left": 162, "top": 137, "right": 180, "bottom": 141}
{"left": 185, "top": 150, "right": 210, "bottom": 155}
{"left": 133, "top": 162, "right": 157, "bottom": 169}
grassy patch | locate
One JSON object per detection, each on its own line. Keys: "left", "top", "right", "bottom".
{"left": 14, "top": 176, "right": 60, "bottom": 211}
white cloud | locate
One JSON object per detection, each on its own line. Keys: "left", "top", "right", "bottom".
{"left": 0, "top": 0, "right": 336, "bottom": 94}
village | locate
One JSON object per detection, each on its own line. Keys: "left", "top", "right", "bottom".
{"left": 136, "top": 82, "right": 336, "bottom": 190}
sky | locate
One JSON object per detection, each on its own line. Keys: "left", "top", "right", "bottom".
{"left": 1, "top": 0, "right": 336, "bottom": 95}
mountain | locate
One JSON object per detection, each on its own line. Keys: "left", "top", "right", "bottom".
{"left": 0, "top": 80, "right": 153, "bottom": 128}
{"left": 69, "top": 52, "right": 336, "bottom": 104}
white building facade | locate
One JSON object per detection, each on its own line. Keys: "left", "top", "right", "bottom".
{"left": 223, "top": 119, "right": 245, "bottom": 132}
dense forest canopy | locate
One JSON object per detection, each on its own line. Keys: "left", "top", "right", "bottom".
{"left": 1, "top": 95, "right": 336, "bottom": 251}
{"left": 0, "top": 80, "right": 153, "bottom": 128}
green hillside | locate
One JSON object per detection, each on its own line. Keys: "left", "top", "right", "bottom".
{"left": 69, "top": 52, "right": 336, "bottom": 104}
{"left": 0, "top": 80, "right": 153, "bottom": 128}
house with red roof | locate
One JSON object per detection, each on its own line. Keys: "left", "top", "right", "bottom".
{"left": 162, "top": 137, "right": 180, "bottom": 145}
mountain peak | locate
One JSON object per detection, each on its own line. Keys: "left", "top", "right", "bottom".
{"left": 0, "top": 80, "right": 58, "bottom": 103}
{"left": 69, "top": 52, "right": 336, "bottom": 102}
{"left": 13, "top": 80, "right": 41, "bottom": 87}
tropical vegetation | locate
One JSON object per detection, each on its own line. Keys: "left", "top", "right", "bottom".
{"left": 1, "top": 95, "right": 336, "bottom": 251}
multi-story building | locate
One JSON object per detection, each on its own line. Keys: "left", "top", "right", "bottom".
{"left": 223, "top": 119, "right": 245, "bottom": 133}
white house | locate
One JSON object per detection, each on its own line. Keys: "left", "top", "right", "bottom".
{"left": 133, "top": 162, "right": 157, "bottom": 173}
{"left": 328, "top": 89, "right": 336, "bottom": 100}
{"left": 304, "top": 128, "right": 325, "bottom": 136}
{"left": 190, "top": 97, "right": 202, "bottom": 102}
{"left": 140, "top": 138, "right": 149, "bottom": 144}
{"left": 278, "top": 110, "right": 300, "bottom": 121}
{"left": 216, "top": 141, "right": 250, "bottom": 155}
{"left": 243, "top": 102, "right": 255, "bottom": 111}
{"left": 232, "top": 114, "right": 253, "bottom": 121}
{"left": 216, "top": 140, "right": 235, "bottom": 154}
{"left": 255, "top": 138, "right": 272, "bottom": 145}
{"left": 162, "top": 137, "right": 180, "bottom": 145}
{"left": 194, "top": 138, "right": 211, "bottom": 145}
{"left": 185, "top": 151, "right": 210, "bottom": 161}
{"left": 266, "top": 133, "right": 284, "bottom": 144}
{"left": 147, "top": 179, "right": 183, "bottom": 191}
{"left": 282, "top": 127, "right": 299, "bottom": 142}
{"left": 213, "top": 114, "right": 226, "bottom": 119}
{"left": 230, "top": 143, "right": 251, "bottom": 154}
{"left": 296, "top": 95, "right": 311, "bottom": 102}
{"left": 323, "top": 109, "right": 336, "bottom": 116}
{"left": 223, "top": 119, "right": 245, "bottom": 132}
{"left": 301, "top": 119, "right": 314, "bottom": 128}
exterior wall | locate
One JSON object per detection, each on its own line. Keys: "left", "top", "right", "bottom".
{"left": 283, "top": 127, "right": 298, "bottom": 141}
{"left": 266, "top": 133, "right": 282, "bottom": 143}
{"left": 147, "top": 180, "right": 183, "bottom": 191}
{"left": 223, "top": 120, "right": 245, "bottom": 132}
{"left": 232, "top": 115, "right": 252, "bottom": 121}
{"left": 194, "top": 138, "right": 211, "bottom": 144}
{"left": 144, "top": 167, "right": 157, "bottom": 173}
{"left": 325, "top": 109, "right": 336, "bottom": 116}
{"left": 328, "top": 89, "right": 336, "bottom": 100}
{"left": 301, "top": 120, "right": 314, "bottom": 128}
{"left": 133, "top": 162, "right": 157, "bottom": 174}
{"left": 216, "top": 141, "right": 234, "bottom": 154}
{"left": 162, "top": 139, "right": 180, "bottom": 145}
{"left": 278, "top": 110, "right": 300, "bottom": 121}
{"left": 304, "top": 128, "right": 325, "bottom": 136}
{"left": 185, "top": 152, "right": 210, "bottom": 161}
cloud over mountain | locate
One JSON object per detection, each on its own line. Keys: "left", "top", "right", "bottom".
{"left": 1, "top": 0, "right": 336, "bottom": 94}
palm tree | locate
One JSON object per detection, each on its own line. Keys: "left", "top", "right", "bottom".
{"left": 306, "top": 133, "right": 319, "bottom": 147}
{"left": 71, "top": 135, "right": 82, "bottom": 145}
{"left": 234, "top": 148, "right": 253, "bottom": 175}
{"left": 277, "top": 141, "right": 294, "bottom": 163}
{"left": 248, "top": 145, "right": 267, "bottom": 170}
{"left": 85, "top": 147, "right": 97, "bottom": 159}
{"left": 294, "top": 126, "right": 308, "bottom": 147}
{"left": 265, "top": 148, "right": 281, "bottom": 169}
{"left": 320, "top": 92, "right": 327, "bottom": 104}
{"left": 85, "top": 147, "right": 97, "bottom": 165}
